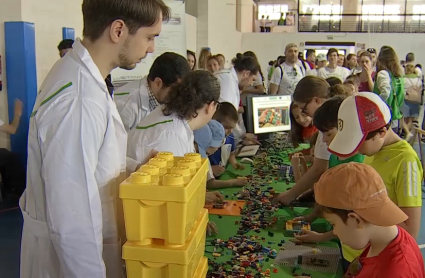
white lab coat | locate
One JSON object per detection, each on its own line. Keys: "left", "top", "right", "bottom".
{"left": 127, "top": 106, "right": 195, "bottom": 166}
{"left": 20, "top": 39, "right": 126, "bottom": 278}
{"left": 114, "top": 77, "right": 156, "bottom": 132}
{"left": 215, "top": 67, "right": 240, "bottom": 109}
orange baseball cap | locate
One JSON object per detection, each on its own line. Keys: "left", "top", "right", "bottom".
{"left": 314, "top": 163, "right": 408, "bottom": 226}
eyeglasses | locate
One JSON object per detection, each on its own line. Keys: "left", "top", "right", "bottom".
{"left": 343, "top": 257, "right": 363, "bottom": 278}
{"left": 301, "top": 99, "right": 313, "bottom": 114}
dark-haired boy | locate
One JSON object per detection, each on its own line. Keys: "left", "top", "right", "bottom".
{"left": 115, "top": 52, "right": 191, "bottom": 132}
{"left": 315, "top": 163, "right": 424, "bottom": 278}
{"left": 329, "top": 92, "right": 423, "bottom": 239}
{"left": 208, "top": 102, "right": 247, "bottom": 188}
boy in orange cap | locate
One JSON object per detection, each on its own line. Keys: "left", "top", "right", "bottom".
{"left": 314, "top": 163, "right": 424, "bottom": 277}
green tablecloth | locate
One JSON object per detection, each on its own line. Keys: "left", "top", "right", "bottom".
{"left": 205, "top": 154, "right": 344, "bottom": 277}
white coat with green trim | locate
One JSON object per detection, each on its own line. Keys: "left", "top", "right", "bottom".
{"left": 114, "top": 76, "right": 154, "bottom": 132}
{"left": 20, "top": 39, "right": 127, "bottom": 278}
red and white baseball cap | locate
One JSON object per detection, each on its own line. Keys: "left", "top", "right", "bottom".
{"left": 328, "top": 92, "right": 392, "bottom": 157}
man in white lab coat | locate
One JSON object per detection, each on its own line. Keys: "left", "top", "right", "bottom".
{"left": 20, "top": 1, "right": 170, "bottom": 277}
{"left": 115, "top": 52, "right": 191, "bottom": 132}
{"left": 127, "top": 71, "right": 220, "bottom": 166}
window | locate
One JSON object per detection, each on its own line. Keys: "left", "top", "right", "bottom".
{"left": 300, "top": 4, "right": 343, "bottom": 20}
{"left": 258, "top": 4, "right": 289, "bottom": 20}
{"left": 361, "top": 4, "right": 402, "bottom": 21}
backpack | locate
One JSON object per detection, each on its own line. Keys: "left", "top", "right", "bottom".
{"left": 405, "top": 76, "right": 423, "bottom": 104}
{"left": 374, "top": 71, "right": 405, "bottom": 120}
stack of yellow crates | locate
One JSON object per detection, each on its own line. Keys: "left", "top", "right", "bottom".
{"left": 120, "top": 152, "right": 209, "bottom": 278}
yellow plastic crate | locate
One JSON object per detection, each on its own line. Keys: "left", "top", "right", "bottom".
{"left": 120, "top": 155, "right": 208, "bottom": 245}
{"left": 194, "top": 257, "right": 208, "bottom": 278}
{"left": 123, "top": 209, "right": 208, "bottom": 278}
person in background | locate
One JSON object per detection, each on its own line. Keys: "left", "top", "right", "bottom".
{"left": 207, "top": 56, "right": 220, "bottom": 74}
{"left": 215, "top": 53, "right": 226, "bottom": 70}
{"left": 275, "top": 76, "right": 349, "bottom": 205}
{"left": 367, "top": 48, "right": 378, "bottom": 72}
{"left": 289, "top": 102, "right": 318, "bottom": 148}
{"left": 269, "top": 43, "right": 305, "bottom": 95}
{"left": 266, "top": 60, "right": 274, "bottom": 82}
{"left": 358, "top": 51, "right": 375, "bottom": 92}
{"left": 127, "top": 70, "right": 220, "bottom": 165}
{"left": 114, "top": 52, "right": 190, "bottom": 132}
{"left": 314, "top": 163, "right": 424, "bottom": 278}
{"left": 278, "top": 12, "right": 286, "bottom": 26}
{"left": 401, "top": 64, "right": 422, "bottom": 141}
{"left": 406, "top": 52, "right": 423, "bottom": 77}
{"left": 346, "top": 53, "right": 358, "bottom": 72}
{"left": 356, "top": 49, "right": 365, "bottom": 63}
{"left": 260, "top": 15, "right": 266, "bottom": 32}
{"left": 0, "top": 99, "right": 26, "bottom": 198}
{"left": 57, "top": 39, "right": 74, "bottom": 58}
{"left": 305, "top": 49, "right": 316, "bottom": 70}
{"left": 286, "top": 11, "right": 295, "bottom": 26}
{"left": 343, "top": 77, "right": 360, "bottom": 96}
{"left": 198, "top": 47, "right": 212, "bottom": 70}
{"left": 187, "top": 50, "right": 196, "bottom": 71}
{"left": 298, "top": 51, "right": 312, "bottom": 74}
{"left": 265, "top": 15, "right": 272, "bottom": 32}
{"left": 291, "top": 133, "right": 318, "bottom": 183}
{"left": 373, "top": 46, "right": 405, "bottom": 134}
{"left": 306, "top": 53, "right": 327, "bottom": 76}
{"left": 337, "top": 54, "right": 345, "bottom": 67}
{"left": 242, "top": 51, "right": 265, "bottom": 95}
{"left": 21, "top": 0, "right": 170, "bottom": 277}
{"left": 317, "top": 48, "right": 350, "bottom": 82}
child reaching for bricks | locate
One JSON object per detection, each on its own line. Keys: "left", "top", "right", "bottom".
{"left": 289, "top": 102, "right": 318, "bottom": 148}
{"left": 314, "top": 163, "right": 424, "bottom": 277}
{"left": 194, "top": 119, "right": 248, "bottom": 190}
{"left": 291, "top": 132, "right": 318, "bottom": 183}
{"left": 293, "top": 96, "right": 365, "bottom": 271}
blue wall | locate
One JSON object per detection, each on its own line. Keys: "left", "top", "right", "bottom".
{"left": 5, "top": 22, "right": 38, "bottom": 164}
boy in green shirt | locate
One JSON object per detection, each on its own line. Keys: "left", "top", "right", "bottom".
{"left": 313, "top": 96, "right": 365, "bottom": 168}
{"left": 329, "top": 92, "right": 422, "bottom": 239}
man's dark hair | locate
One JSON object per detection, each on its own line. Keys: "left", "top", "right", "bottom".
{"left": 365, "top": 123, "right": 391, "bottom": 140}
{"left": 406, "top": 52, "right": 415, "bottom": 63}
{"left": 82, "top": 0, "right": 171, "bottom": 41}
{"left": 327, "top": 48, "right": 339, "bottom": 58}
{"left": 163, "top": 71, "right": 220, "bottom": 120}
{"left": 148, "top": 52, "right": 191, "bottom": 87}
{"left": 313, "top": 96, "right": 344, "bottom": 132}
{"left": 58, "top": 39, "right": 74, "bottom": 51}
{"left": 213, "top": 102, "right": 238, "bottom": 123}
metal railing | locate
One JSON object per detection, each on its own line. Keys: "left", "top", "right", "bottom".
{"left": 298, "top": 14, "right": 425, "bottom": 33}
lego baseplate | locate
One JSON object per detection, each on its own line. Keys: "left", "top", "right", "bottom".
{"left": 275, "top": 242, "right": 341, "bottom": 274}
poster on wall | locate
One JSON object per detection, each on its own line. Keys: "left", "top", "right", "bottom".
{"left": 111, "top": 0, "right": 186, "bottom": 83}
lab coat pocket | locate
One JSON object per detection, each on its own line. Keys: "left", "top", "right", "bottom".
{"left": 103, "top": 237, "right": 123, "bottom": 278}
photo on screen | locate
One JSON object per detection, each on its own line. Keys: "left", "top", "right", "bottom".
{"left": 251, "top": 95, "right": 292, "bottom": 134}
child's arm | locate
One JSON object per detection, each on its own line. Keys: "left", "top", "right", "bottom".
{"left": 207, "top": 178, "right": 248, "bottom": 189}
{"left": 395, "top": 159, "right": 423, "bottom": 239}
{"left": 295, "top": 230, "right": 336, "bottom": 243}
{"left": 229, "top": 152, "right": 245, "bottom": 170}
{"left": 293, "top": 204, "right": 321, "bottom": 223}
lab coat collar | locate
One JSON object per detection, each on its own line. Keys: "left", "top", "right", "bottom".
{"left": 72, "top": 39, "right": 110, "bottom": 96}
{"left": 231, "top": 67, "right": 239, "bottom": 84}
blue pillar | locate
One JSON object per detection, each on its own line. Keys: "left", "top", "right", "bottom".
{"left": 62, "top": 27, "right": 75, "bottom": 40}
{"left": 5, "top": 22, "right": 38, "bottom": 164}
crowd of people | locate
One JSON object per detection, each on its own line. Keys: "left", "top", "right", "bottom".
{"left": 0, "top": 0, "right": 423, "bottom": 277}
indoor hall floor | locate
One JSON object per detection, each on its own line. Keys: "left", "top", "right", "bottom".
{"left": 1, "top": 143, "right": 425, "bottom": 277}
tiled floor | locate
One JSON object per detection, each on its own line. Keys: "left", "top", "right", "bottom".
{"left": 1, "top": 143, "right": 425, "bottom": 277}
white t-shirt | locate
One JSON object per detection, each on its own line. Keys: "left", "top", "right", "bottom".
{"left": 215, "top": 67, "right": 240, "bottom": 109}
{"left": 306, "top": 69, "right": 318, "bottom": 76}
{"left": 317, "top": 66, "right": 351, "bottom": 82}
{"left": 270, "top": 63, "right": 304, "bottom": 95}
{"left": 127, "top": 106, "right": 195, "bottom": 165}
{"left": 0, "top": 118, "right": 4, "bottom": 127}
{"left": 314, "top": 132, "right": 331, "bottom": 161}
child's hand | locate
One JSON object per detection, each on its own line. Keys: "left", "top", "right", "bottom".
{"left": 233, "top": 163, "right": 245, "bottom": 170}
{"left": 207, "top": 221, "right": 218, "bottom": 236}
{"left": 294, "top": 229, "right": 326, "bottom": 243}
{"left": 212, "top": 165, "right": 225, "bottom": 177}
{"left": 14, "top": 99, "right": 23, "bottom": 117}
{"left": 232, "top": 177, "right": 248, "bottom": 187}
{"left": 205, "top": 192, "right": 224, "bottom": 205}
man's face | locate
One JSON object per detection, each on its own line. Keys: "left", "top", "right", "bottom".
{"left": 285, "top": 47, "right": 298, "bottom": 63}
{"left": 307, "top": 52, "right": 316, "bottom": 62}
{"left": 118, "top": 16, "right": 162, "bottom": 70}
{"left": 59, "top": 48, "right": 72, "bottom": 58}
{"left": 207, "top": 59, "right": 220, "bottom": 74}
{"left": 322, "top": 128, "right": 338, "bottom": 146}
{"left": 328, "top": 52, "right": 338, "bottom": 65}
{"left": 317, "top": 60, "right": 327, "bottom": 69}
{"left": 337, "top": 55, "right": 344, "bottom": 66}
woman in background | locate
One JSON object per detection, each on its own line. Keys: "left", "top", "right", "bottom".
{"left": 198, "top": 47, "right": 212, "bottom": 70}
{"left": 187, "top": 50, "right": 196, "bottom": 71}
{"left": 207, "top": 56, "right": 220, "bottom": 74}
{"left": 358, "top": 51, "right": 375, "bottom": 92}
